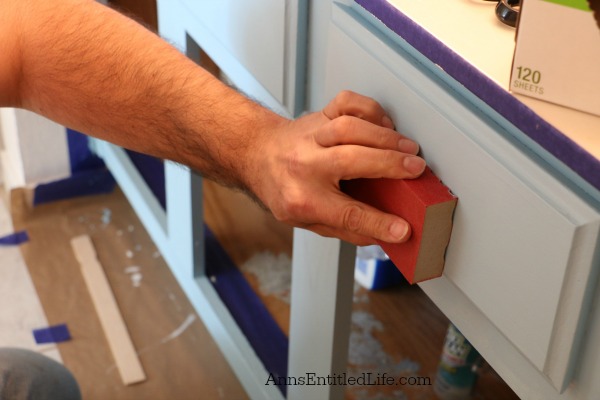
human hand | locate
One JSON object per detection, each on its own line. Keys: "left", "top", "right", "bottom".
{"left": 246, "top": 91, "right": 426, "bottom": 246}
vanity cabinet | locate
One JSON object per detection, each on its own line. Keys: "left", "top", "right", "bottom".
{"left": 95, "top": 1, "right": 600, "bottom": 399}
{"left": 288, "top": 1, "right": 600, "bottom": 399}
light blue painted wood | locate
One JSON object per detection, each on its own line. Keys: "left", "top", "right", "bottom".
{"left": 164, "top": 0, "right": 307, "bottom": 118}
{"left": 162, "top": 163, "right": 278, "bottom": 400}
{"left": 164, "top": 162, "right": 204, "bottom": 278}
{"left": 287, "top": 230, "right": 356, "bottom": 400}
{"left": 313, "top": 3, "right": 600, "bottom": 397}
{"left": 178, "top": 0, "right": 286, "bottom": 103}
{"left": 152, "top": 2, "right": 292, "bottom": 398}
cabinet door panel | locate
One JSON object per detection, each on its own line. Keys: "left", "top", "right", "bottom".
{"left": 325, "top": 4, "right": 600, "bottom": 393}
{"left": 168, "top": 0, "right": 305, "bottom": 117}
{"left": 180, "top": 0, "right": 284, "bottom": 99}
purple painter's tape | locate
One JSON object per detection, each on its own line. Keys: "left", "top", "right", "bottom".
{"left": 0, "top": 231, "right": 29, "bottom": 246}
{"left": 33, "top": 168, "right": 116, "bottom": 206}
{"left": 356, "top": 0, "right": 600, "bottom": 192}
{"left": 33, "top": 324, "right": 71, "bottom": 344}
{"left": 204, "top": 225, "right": 288, "bottom": 396}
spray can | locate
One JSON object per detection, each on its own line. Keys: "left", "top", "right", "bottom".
{"left": 433, "top": 324, "right": 481, "bottom": 400}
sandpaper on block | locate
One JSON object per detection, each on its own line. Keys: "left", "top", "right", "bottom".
{"left": 342, "top": 167, "right": 457, "bottom": 284}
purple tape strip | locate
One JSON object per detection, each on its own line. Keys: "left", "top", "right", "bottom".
{"left": 355, "top": 0, "right": 600, "bottom": 192}
{"left": 33, "top": 324, "right": 71, "bottom": 344}
{"left": 0, "top": 231, "right": 29, "bottom": 246}
{"left": 33, "top": 168, "right": 116, "bottom": 206}
{"left": 204, "top": 225, "right": 288, "bottom": 395}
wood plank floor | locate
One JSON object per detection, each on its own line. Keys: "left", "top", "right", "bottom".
{"left": 4, "top": 179, "right": 520, "bottom": 400}
{"left": 10, "top": 187, "right": 247, "bottom": 400}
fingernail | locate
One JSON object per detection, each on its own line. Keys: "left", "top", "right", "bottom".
{"left": 398, "top": 139, "right": 419, "bottom": 155}
{"left": 403, "top": 156, "right": 426, "bottom": 175}
{"left": 390, "top": 221, "right": 409, "bottom": 241}
{"left": 382, "top": 116, "right": 394, "bottom": 129}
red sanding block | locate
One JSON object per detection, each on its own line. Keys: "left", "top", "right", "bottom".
{"left": 343, "top": 167, "right": 457, "bottom": 284}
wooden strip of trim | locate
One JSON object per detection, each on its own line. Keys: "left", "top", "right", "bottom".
{"left": 71, "top": 234, "right": 146, "bottom": 385}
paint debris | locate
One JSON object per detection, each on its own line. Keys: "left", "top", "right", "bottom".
{"left": 167, "top": 292, "right": 182, "bottom": 312}
{"left": 348, "top": 310, "right": 421, "bottom": 377}
{"left": 134, "top": 244, "right": 142, "bottom": 252}
{"left": 126, "top": 250, "right": 134, "bottom": 259}
{"left": 353, "top": 283, "right": 370, "bottom": 304}
{"left": 100, "top": 208, "right": 112, "bottom": 225}
{"left": 348, "top": 311, "right": 386, "bottom": 367}
{"left": 160, "top": 313, "right": 196, "bottom": 344}
{"left": 124, "top": 266, "right": 142, "bottom": 287}
{"left": 346, "top": 310, "right": 423, "bottom": 399}
{"left": 167, "top": 292, "right": 181, "bottom": 311}
{"left": 152, "top": 251, "right": 160, "bottom": 259}
{"left": 115, "top": 314, "right": 198, "bottom": 364}
{"left": 128, "top": 225, "right": 134, "bottom": 232}
{"left": 240, "top": 251, "right": 292, "bottom": 303}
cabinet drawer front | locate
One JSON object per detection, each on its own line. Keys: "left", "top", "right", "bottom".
{"left": 326, "top": 4, "right": 600, "bottom": 392}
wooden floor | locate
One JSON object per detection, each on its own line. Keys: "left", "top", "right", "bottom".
{"left": 10, "top": 187, "right": 247, "bottom": 400}
{"left": 4, "top": 180, "right": 520, "bottom": 400}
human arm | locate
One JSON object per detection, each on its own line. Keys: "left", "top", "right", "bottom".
{"left": 0, "top": 0, "right": 426, "bottom": 245}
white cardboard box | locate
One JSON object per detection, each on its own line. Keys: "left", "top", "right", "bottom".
{"left": 511, "top": 0, "right": 600, "bottom": 116}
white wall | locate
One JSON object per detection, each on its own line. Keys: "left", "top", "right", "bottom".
{"left": 0, "top": 108, "right": 71, "bottom": 192}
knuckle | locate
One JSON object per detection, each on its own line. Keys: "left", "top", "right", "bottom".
{"left": 382, "top": 149, "right": 400, "bottom": 164}
{"left": 329, "top": 115, "right": 355, "bottom": 134}
{"left": 380, "top": 150, "right": 403, "bottom": 171}
{"left": 336, "top": 90, "right": 356, "bottom": 104}
{"left": 342, "top": 204, "right": 365, "bottom": 233}
{"left": 364, "top": 98, "right": 381, "bottom": 116}
{"left": 373, "top": 129, "right": 393, "bottom": 147}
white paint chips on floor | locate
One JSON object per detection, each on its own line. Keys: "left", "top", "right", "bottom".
{"left": 240, "top": 250, "right": 422, "bottom": 400}
{"left": 240, "top": 251, "right": 292, "bottom": 303}
{"left": 124, "top": 266, "right": 143, "bottom": 287}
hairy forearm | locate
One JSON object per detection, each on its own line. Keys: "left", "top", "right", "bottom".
{"left": 5, "top": 0, "right": 284, "bottom": 190}
{"left": 1, "top": 0, "right": 428, "bottom": 245}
